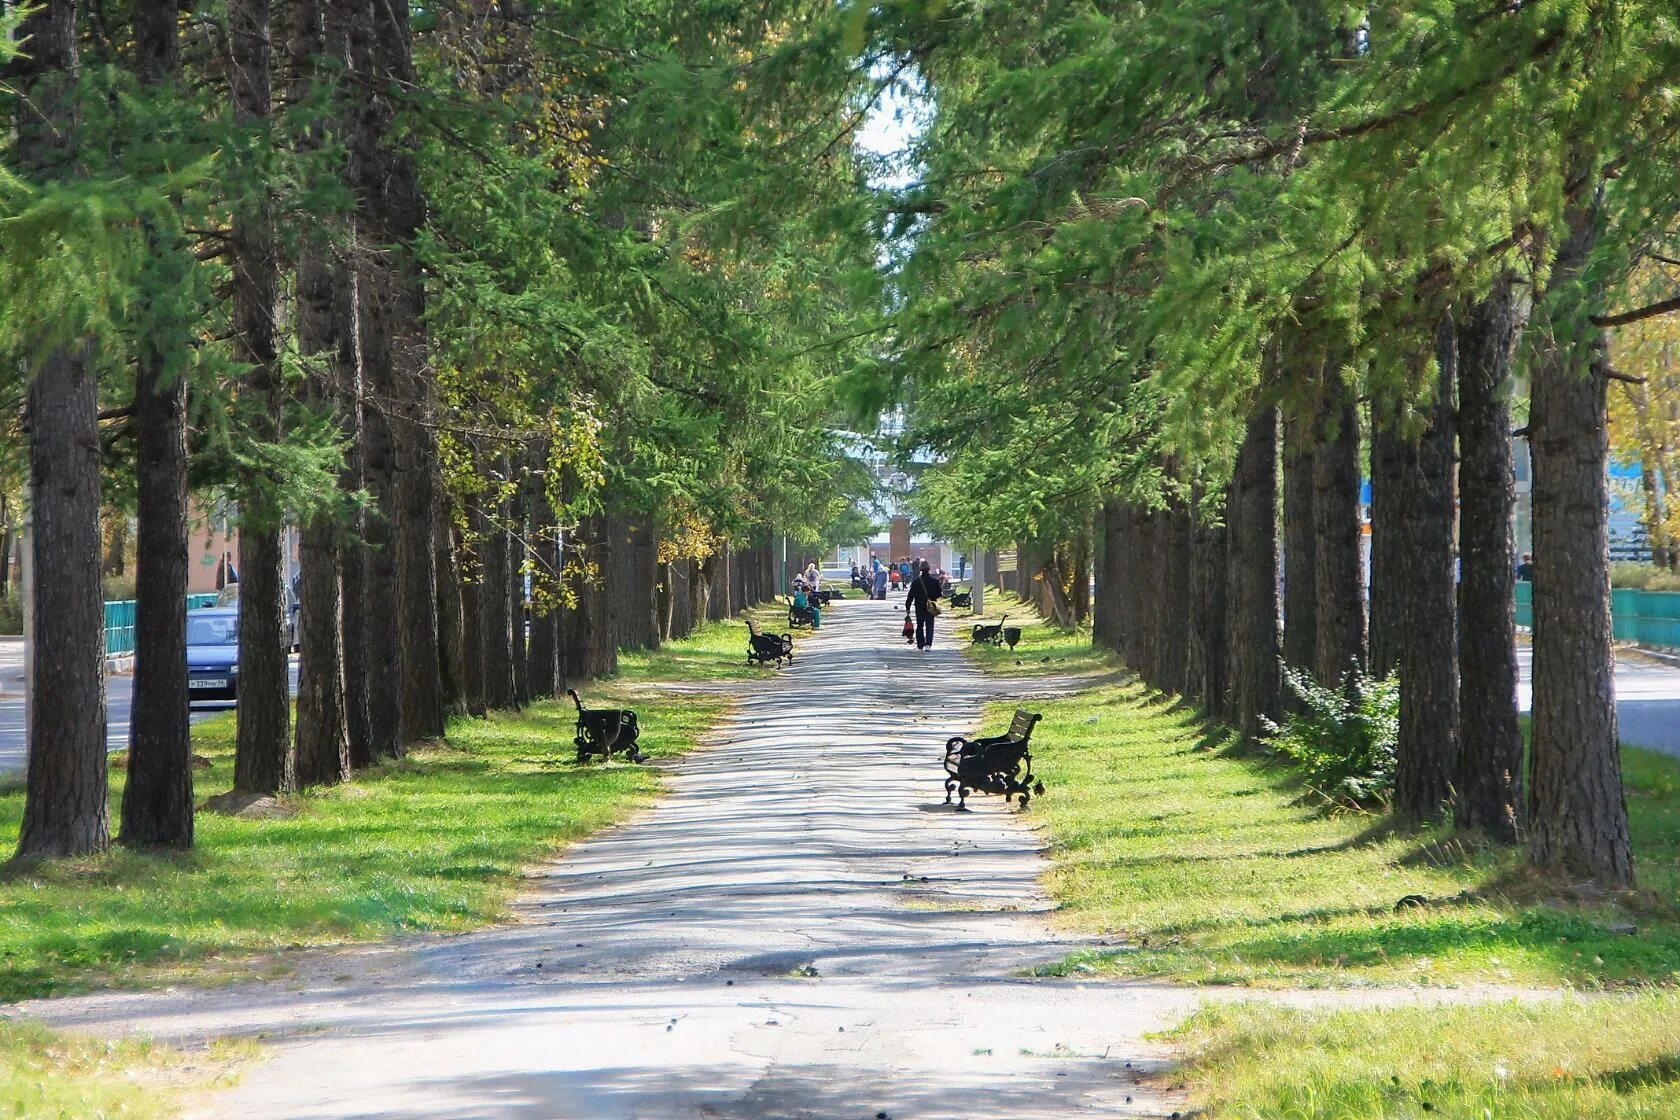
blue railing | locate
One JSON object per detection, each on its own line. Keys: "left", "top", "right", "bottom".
{"left": 104, "top": 595, "right": 221, "bottom": 656}
{"left": 1515, "top": 582, "right": 1680, "bottom": 651}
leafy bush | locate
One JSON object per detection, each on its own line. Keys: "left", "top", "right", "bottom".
{"left": 0, "top": 590, "right": 19, "bottom": 635}
{"left": 1610, "top": 562, "right": 1680, "bottom": 592}
{"left": 101, "top": 575, "right": 138, "bottom": 602}
{"left": 1261, "top": 663, "right": 1399, "bottom": 806}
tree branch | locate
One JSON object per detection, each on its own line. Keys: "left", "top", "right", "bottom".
{"left": 1592, "top": 294, "right": 1680, "bottom": 328}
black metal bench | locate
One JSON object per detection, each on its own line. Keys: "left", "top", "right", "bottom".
{"left": 970, "top": 614, "right": 1008, "bottom": 645}
{"left": 949, "top": 590, "right": 973, "bottom": 609}
{"left": 746, "top": 619, "right": 794, "bottom": 668}
{"left": 787, "top": 597, "right": 816, "bottom": 629}
{"left": 943, "top": 708, "right": 1044, "bottom": 809}
{"left": 568, "top": 689, "right": 647, "bottom": 764}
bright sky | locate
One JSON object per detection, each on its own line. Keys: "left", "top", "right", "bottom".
{"left": 854, "top": 67, "right": 929, "bottom": 190}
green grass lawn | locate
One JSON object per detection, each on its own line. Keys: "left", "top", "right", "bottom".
{"left": 1167, "top": 994, "right": 1680, "bottom": 1119}
{"left": 0, "top": 619, "right": 758, "bottom": 1115}
{"left": 0, "top": 687, "right": 724, "bottom": 1003}
{"left": 0, "top": 1019, "right": 251, "bottom": 1119}
{"left": 615, "top": 618, "right": 770, "bottom": 681}
{"left": 1005, "top": 678, "right": 1680, "bottom": 988}
{"left": 957, "top": 586, "right": 1116, "bottom": 676}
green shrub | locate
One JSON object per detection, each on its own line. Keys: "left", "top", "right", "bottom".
{"left": 1610, "top": 562, "right": 1680, "bottom": 592}
{"left": 101, "top": 575, "right": 137, "bottom": 602}
{"left": 0, "top": 589, "right": 19, "bottom": 635}
{"left": 1261, "top": 664, "right": 1398, "bottom": 805}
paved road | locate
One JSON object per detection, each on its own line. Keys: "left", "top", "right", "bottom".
{"left": 0, "top": 648, "right": 297, "bottom": 776}
{"left": 1516, "top": 645, "right": 1680, "bottom": 758}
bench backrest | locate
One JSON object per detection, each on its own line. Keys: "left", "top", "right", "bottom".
{"left": 747, "top": 619, "right": 762, "bottom": 636}
{"left": 1008, "top": 709, "right": 1041, "bottom": 740}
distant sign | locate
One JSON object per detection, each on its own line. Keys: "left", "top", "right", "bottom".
{"left": 996, "top": 548, "right": 1017, "bottom": 574}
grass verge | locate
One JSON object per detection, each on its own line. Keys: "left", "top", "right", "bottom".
{"left": 0, "top": 1018, "right": 252, "bottom": 1119}
{"left": 1166, "top": 994, "right": 1680, "bottom": 1118}
{"left": 998, "top": 678, "right": 1680, "bottom": 988}
{"left": 615, "top": 618, "right": 771, "bottom": 681}
{"left": 0, "top": 654, "right": 734, "bottom": 1005}
{"left": 957, "top": 587, "right": 1115, "bottom": 676}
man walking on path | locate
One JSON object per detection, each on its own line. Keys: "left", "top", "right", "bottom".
{"left": 905, "top": 559, "right": 942, "bottom": 651}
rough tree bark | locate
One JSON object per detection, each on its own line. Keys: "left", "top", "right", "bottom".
{"left": 358, "top": 0, "right": 443, "bottom": 745}
{"left": 1281, "top": 407, "right": 1317, "bottom": 675}
{"left": 435, "top": 496, "right": 467, "bottom": 717}
{"left": 1528, "top": 197, "right": 1633, "bottom": 887}
{"left": 10, "top": 0, "right": 112, "bottom": 858}
{"left": 1227, "top": 405, "right": 1281, "bottom": 742}
{"left": 509, "top": 476, "right": 529, "bottom": 710}
{"left": 1392, "top": 316, "right": 1460, "bottom": 822}
{"left": 526, "top": 472, "right": 559, "bottom": 702}
{"left": 230, "top": 0, "right": 295, "bottom": 796}
{"left": 455, "top": 524, "right": 487, "bottom": 718}
{"left": 1162, "top": 502, "right": 1192, "bottom": 695}
{"left": 477, "top": 483, "right": 515, "bottom": 710}
{"left": 1367, "top": 406, "right": 1405, "bottom": 678}
{"left": 1455, "top": 279, "right": 1524, "bottom": 841}
{"left": 1092, "top": 497, "right": 1124, "bottom": 653}
{"left": 290, "top": 0, "right": 349, "bottom": 788}
{"left": 1312, "top": 366, "right": 1366, "bottom": 686}
{"left": 1186, "top": 489, "right": 1229, "bottom": 714}
{"left": 121, "top": 0, "right": 194, "bottom": 848}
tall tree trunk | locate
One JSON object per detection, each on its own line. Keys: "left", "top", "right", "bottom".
{"left": 1071, "top": 520, "right": 1092, "bottom": 624}
{"left": 121, "top": 0, "right": 194, "bottom": 849}
{"left": 358, "top": 0, "right": 441, "bottom": 745}
{"left": 478, "top": 485, "right": 515, "bottom": 710}
{"left": 435, "top": 490, "right": 467, "bottom": 718}
{"left": 456, "top": 524, "right": 487, "bottom": 718}
{"left": 11, "top": 0, "right": 111, "bottom": 859}
{"left": 1093, "top": 497, "right": 1124, "bottom": 652}
{"left": 509, "top": 478, "right": 529, "bottom": 709}
{"left": 289, "top": 0, "right": 349, "bottom": 788}
{"left": 1528, "top": 197, "right": 1633, "bottom": 887}
{"left": 1455, "top": 279, "right": 1524, "bottom": 842}
{"left": 561, "top": 513, "right": 615, "bottom": 680}
{"left": 230, "top": 0, "right": 294, "bottom": 795}
{"left": 19, "top": 348, "right": 109, "bottom": 858}
{"left": 1282, "top": 406, "right": 1317, "bottom": 678}
{"left": 291, "top": 278, "right": 349, "bottom": 786}
{"left": 1392, "top": 316, "right": 1460, "bottom": 822}
{"left": 1312, "top": 366, "right": 1366, "bottom": 686}
{"left": 337, "top": 265, "right": 372, "bottom": 768}
{"left": 102, "top": 512, "right": 128, "bottom": 578}
{"left": 527, "top": 478, "right": 559, "bottom": 702}
{"left": 1367, "top": 406, "right": 1405, "bottom": 678}
{"left": 1162, "top": 503, "right": 1192, "bottom": 695}
{"left": 1186, "top": 487, "right": 1229, "bottom": 714}
{"left": 359, "top": 382, "right": 402, "bottom": 754}
{"left": 1228, "top": 404, "right": 1281, "bottom": 742}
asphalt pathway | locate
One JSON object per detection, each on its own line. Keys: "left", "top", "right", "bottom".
{"left": 1, "top": 608, "right": 1607, "bottom": 1118}
{"left": 16, "top": 601, "right": 1200, "bottom": 1118}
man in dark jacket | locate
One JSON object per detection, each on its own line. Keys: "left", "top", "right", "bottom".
{"left": 905, "top": 559, "right": 943, "bottom": 650}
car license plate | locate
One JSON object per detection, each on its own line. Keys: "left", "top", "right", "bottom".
{"left": 189, "top": 678, "right": 226, "bottom": 690}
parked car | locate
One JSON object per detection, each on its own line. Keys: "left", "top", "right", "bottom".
{"left": 186, "top": 607, "right": 240, "bottom": 700}
{"left": 213, "top": 584, "right": 301, "bottom": 651}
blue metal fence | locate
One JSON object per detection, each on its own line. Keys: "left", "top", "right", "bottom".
{"left": 1514, "top": 582, "right": 1680, "bottom": 651}
{"left": 104, "top": 595, "right": 221, "bottom": 656}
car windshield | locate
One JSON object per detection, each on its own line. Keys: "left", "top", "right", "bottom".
{"left": 186, "top": 615, "right": 238, "bottom": 646}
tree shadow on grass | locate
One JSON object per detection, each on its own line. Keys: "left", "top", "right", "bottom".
{"left": 1601, "top": 1053, "right": 1680, "bottom": 1093}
